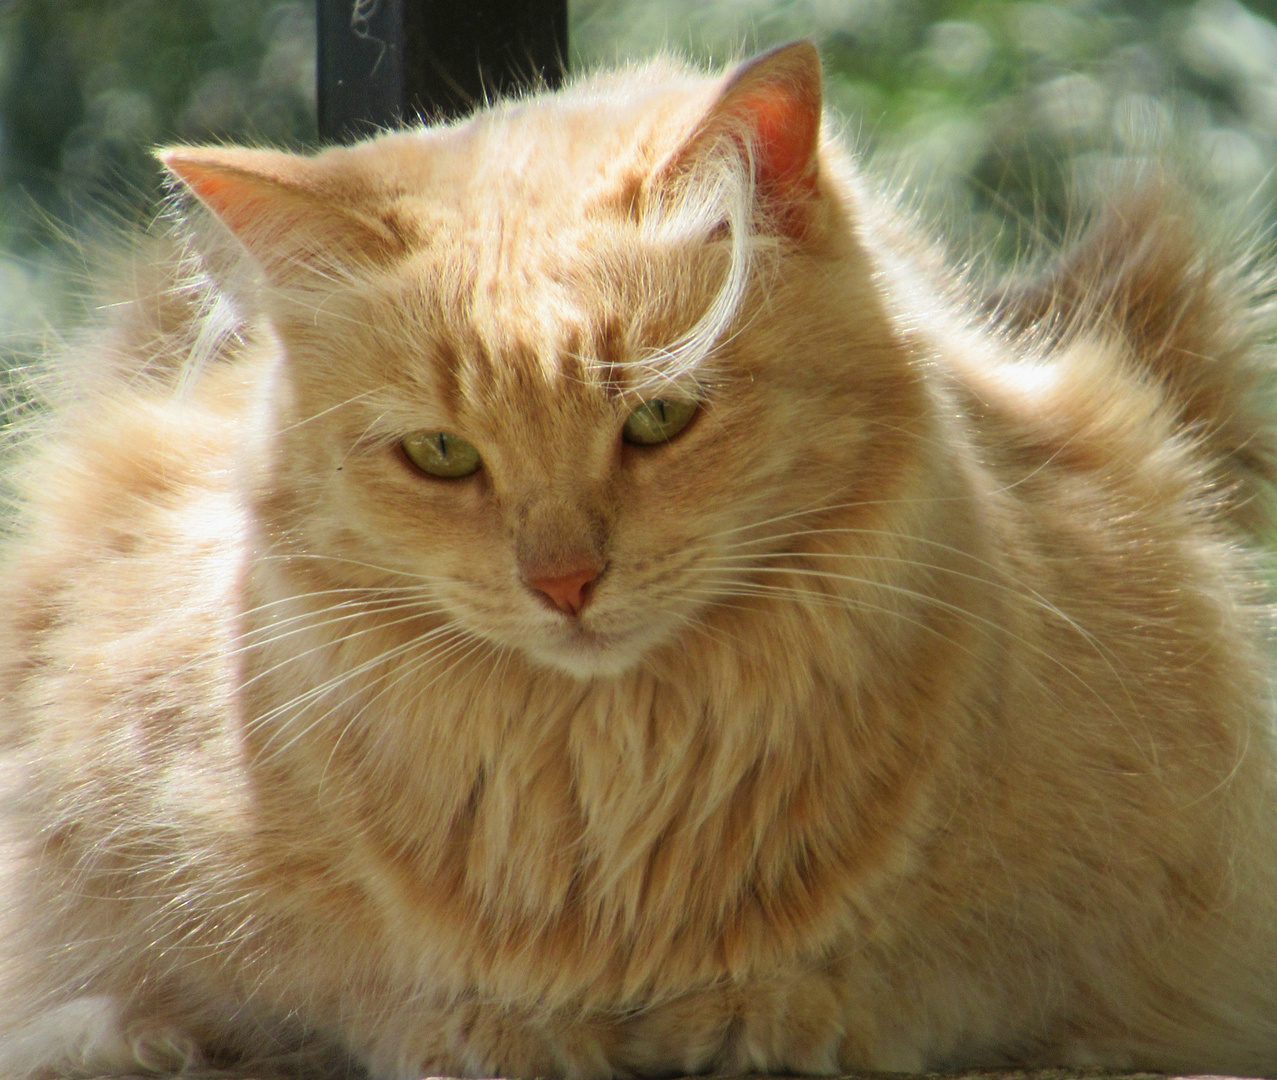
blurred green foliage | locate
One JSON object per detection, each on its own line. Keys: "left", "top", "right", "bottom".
{"left": 0, "top": 0, "right": 315, "bottom": 246}
{"left": 2, "top": 0, "right": 1277, "bottom": 334}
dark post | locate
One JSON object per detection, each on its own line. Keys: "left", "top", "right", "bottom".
{"left": 318, "top": 0, "right": 568, "bottom": 142}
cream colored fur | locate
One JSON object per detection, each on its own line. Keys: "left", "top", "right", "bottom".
{"left": 2, "top": 42, "right": 1277, "bottom": 1079}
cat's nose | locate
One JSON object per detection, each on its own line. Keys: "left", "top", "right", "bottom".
{"left": 525, "top": 564, "right": 602, "bottom": 616}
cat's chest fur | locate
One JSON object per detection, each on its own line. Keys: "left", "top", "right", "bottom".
{"left": 232, "top": 539, "right": 969, "bottom": 1011}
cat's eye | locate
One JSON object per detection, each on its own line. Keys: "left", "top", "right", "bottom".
{"left": 400, "top": 431, "right": 482, "bottom": 478}
{"left": 622, "top": 398, "right": 698, "bottom": 446}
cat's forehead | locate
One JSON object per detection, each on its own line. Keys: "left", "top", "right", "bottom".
{"left": 354, "top": 71, "right": 714, "bottom": 228}
{"left": 387, "top": 249, "right": 700, "bottom": 410}
{"left": 368, "top": 133, "right": 726, "bottom": 396}
{"left": 311, "top": 67, "right": 739, "bottom": 404}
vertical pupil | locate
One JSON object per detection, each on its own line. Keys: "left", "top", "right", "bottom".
{"left": 436, "top": 433, "right": 448, "bottom": 458}
{"left": 655, "top": 400, "right": 667, "bottom": 423}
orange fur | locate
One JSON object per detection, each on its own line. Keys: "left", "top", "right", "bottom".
{"left": 2, "top": 42, "right": 1277, "bottom": 1079}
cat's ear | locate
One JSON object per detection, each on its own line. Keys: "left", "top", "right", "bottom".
{"left": 159, "top": 146, "right": 404, "bottom": 283}
{"left": 657, "top": 40, "right": 824, "bottom": 239}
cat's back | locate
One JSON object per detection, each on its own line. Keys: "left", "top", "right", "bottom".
{"left": 0, "top": 286, "right": 263, "bottom": 750}
{"left": 952, "top": 181, "right": 1277, "bottom": 537}
{"left": 0, "top": 288, "right": 281, "bottom": 1072}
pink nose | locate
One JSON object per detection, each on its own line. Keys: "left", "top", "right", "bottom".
{"left": 525, "top": 565, "right": 602, "bottom": 616}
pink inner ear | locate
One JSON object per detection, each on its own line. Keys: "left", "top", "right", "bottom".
{"left": 161, "top": 150, "right": 402, "bottom": 269}
{"left": 162, "top": 154, "right": 270, "bottom": 239}
{"left": 736, "top": 83, "right": 820, "bottom": 197}
{"left": 692, "top": 42, "right": 823, "bottom": 238}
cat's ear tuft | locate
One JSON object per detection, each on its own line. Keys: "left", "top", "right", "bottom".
{"left": 159, "top": 146, "right": 404, "bottom": 282}
{"left": 659, "top": 40, "right": 824, "bottom": 239}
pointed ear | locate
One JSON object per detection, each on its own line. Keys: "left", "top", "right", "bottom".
{"left": 657, "top": 41, "right": 824, "bottom": 239}
{"left": 159, "top": 146, "right": 405, "bottom": 282}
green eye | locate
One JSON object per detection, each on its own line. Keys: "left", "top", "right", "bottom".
{"left": 622, "top": 398, "right": 698, "bottom": 446}
{"left": 401, "top": 431, "right": 482, "bottom": 478}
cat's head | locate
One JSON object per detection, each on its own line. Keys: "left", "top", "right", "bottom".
{"left": 162, "top": 43, "right": 926, "bottom": 680}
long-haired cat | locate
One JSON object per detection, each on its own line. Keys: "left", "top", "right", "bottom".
{"left": 3, "top": 39, "right": 1277, "bottom": 1079}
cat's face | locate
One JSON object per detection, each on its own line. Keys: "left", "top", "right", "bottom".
{"left": 167, "top": 45, "right": 921, "bottom": 679}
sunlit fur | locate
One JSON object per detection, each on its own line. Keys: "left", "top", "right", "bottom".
{"left": 3, "top": 42, "right": 1277, "bottom": 1079}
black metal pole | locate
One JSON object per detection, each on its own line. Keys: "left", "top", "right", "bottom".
{"left": 318, "top": 0, "right": 568, "bottom": 142}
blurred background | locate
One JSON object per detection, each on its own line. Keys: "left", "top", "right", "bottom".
{"left": 2, "top": 0, "right": 1277, "bottom": 345}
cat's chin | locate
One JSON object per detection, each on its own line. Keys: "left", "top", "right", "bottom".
{"left": 520, "top": 624, "right": 657, "bottom": 680}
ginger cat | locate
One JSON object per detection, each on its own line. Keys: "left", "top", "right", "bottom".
{"left": 2, "top": 40, "right": 1277, "bottom": 1079}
